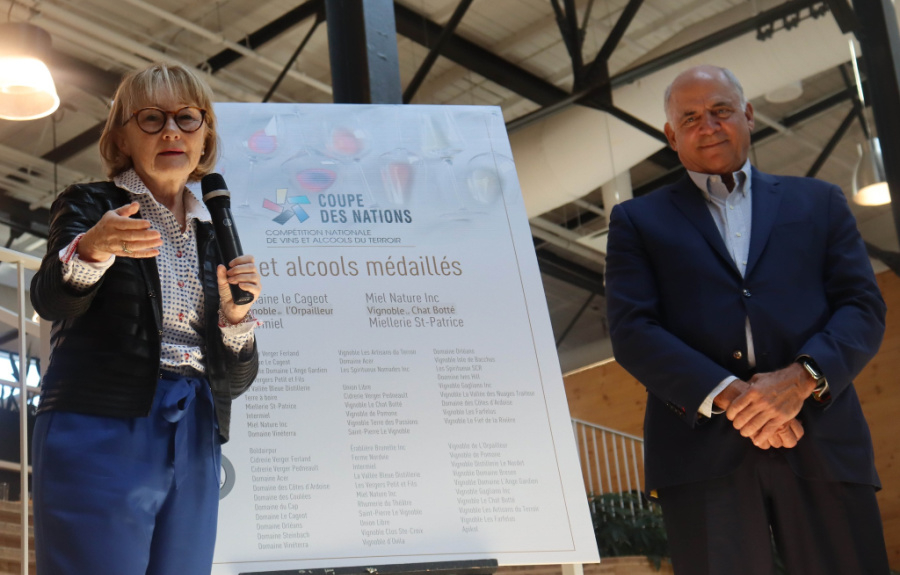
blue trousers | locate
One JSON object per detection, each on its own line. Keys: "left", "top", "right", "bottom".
{"left": 32, "top": 376, "right": 222, "bottom": 575}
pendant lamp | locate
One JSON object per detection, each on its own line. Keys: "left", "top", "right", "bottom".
{"left": 0, "top": 22, "right": 60, "bottom": 121}
{"left": 853, "top": 137, "right": 891, "bottom": 206}
{"left": 848, "top": 39, "right": 890, "bottom": 205}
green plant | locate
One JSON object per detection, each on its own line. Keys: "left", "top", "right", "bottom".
{"left": 589, "top": 492, "right": 669, "bottom": 570}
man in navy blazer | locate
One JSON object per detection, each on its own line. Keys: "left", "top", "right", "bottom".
{"left": 606, "top": 65, "right": 890, "bottom": 574}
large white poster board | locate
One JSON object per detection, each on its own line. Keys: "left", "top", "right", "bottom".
{"left": 210, "top": 104, "right": 598, "bottom": 574}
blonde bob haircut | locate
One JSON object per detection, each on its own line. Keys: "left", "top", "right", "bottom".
{"left": 99, "top": 62, "right": 219, "bottom": 182}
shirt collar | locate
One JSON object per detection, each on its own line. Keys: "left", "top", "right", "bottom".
{"left": 687, "top": 159, "right": 752, "bottom": 202}
{"left": 183, "top": 188, "right": 211, "bottom": 223}
{"left": 113, "top": 168, "right": 211, "bottom": 223}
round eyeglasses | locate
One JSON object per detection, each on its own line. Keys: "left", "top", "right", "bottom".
{"left": 125, "top": 107, "right": 207, "bottom": 134}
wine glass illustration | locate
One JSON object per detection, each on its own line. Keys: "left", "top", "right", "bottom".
{"left": 419, "top": 111, "right": 466, "bottom": 216}
{"left": 325, "top": 114, "right": 377, "bottom": 207}
{"left": 241, "top": 114, "right": 282, "bottom": 208}
{"left": 379, "top": 148, "right": 420, "bottom": 205}
{"left": 465, "top": 152, "right": 516, "bottom": 205}
{"left": 270, "top": 148, "right": 340, "bottom": 224}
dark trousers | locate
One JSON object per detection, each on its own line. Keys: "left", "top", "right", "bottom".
{"left": 657, "top": 448, "right": 890, "bottom": 575}
{"left": 32, "top": 375, "right": 221, "bottom": 575}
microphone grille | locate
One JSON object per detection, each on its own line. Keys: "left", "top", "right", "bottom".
{"left": 201, "top": 173, "right": 230, "bottom": 205}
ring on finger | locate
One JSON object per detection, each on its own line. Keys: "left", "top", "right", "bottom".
{"left": 121, "top": 241, "right": 132, "bottom": 254}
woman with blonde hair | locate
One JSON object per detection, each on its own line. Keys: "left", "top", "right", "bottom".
{"left": 30, "top": 62, "right": 261, "bottom": 575}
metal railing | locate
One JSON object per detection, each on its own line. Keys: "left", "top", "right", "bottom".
{"left": 0, "top": 246, "right": 42, "bottom": 575}
{"left": 571, "top": 417, "right": 649, "bottom": 515}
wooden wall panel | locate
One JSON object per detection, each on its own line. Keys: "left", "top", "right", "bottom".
{"left": 564, "top": 362, "right": 645, "bottom": 438}
{"left": 563, "top": 270, "right": 900, "bottom": 568}
{"left": 860, "top": 271, "right": 900, "bottom": 569}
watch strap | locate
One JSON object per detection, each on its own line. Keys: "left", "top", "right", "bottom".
{"left": 797, "top": 356, "right": 830, "bottom": 402}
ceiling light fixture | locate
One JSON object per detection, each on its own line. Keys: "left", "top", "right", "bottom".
{"left": 853, "top": 138, "right": 891, "bottom": 206}
{"left": 0, "top": 22, "right": 60, "bottom": 121}
{"left": 848, "top": 39, "right": 890, "bottom": 206}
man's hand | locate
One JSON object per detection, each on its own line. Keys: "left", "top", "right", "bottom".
{"left": 713, "top": 379, "right": 749, "bottom": 411}
{"left": 726, "top": 363, "right": 817, "bottom": 447}
{"left": 757, "top": 418, "right": 804, "bottom": 449}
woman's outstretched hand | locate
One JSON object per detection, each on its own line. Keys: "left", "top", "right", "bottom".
{"left": 78, "top": 202, "right": 162, "bottom": 261}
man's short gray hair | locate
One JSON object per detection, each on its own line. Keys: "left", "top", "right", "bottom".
{"left": 663, "top": 66, "right": 747, "bottom": 123}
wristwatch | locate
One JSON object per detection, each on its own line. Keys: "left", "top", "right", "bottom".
{"left": 797, "top": 356, "right": 829, "bottom": 401}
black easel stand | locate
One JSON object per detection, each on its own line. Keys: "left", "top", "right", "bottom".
{"left": 241, "top": 558, "right": 498, "bottom": 575}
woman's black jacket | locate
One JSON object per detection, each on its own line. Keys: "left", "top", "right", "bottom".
{"left": 30, "top": 181, "right": 258, "bottom": 442}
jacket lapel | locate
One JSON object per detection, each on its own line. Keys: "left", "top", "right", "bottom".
{"left": 668, "top": 174, "right": 740, "bottom": 276}
{"left": 745, "top": 168, "right": 783, "bottom": 277}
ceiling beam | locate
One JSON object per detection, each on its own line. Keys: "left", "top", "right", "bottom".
{"left": 823, "top": 0, "right": 860, "bottom": 34}
{"left": 610, "top": 0, "right": 825, "bottom": 88}
{"left": 402, "top": 0, "right": 474, "bottom": 103}
{"left": 45, "top": 50, "right": 122, "bottom": 99}
{"left": 325, "top": 0, "right": 402, "bottom": 104}
{"left": 392, "top": 2, "right": 680, "bottom": 176}
{"left": 805, "top": 103, "right": 858, "bottom": 178}
{"left": 263, "top": 14, "right": 325, "bottom": 102}
{"left": 393, "top": 2, "right": 568, "bottom": 106}
{"left": 592, "top": 0, "right": 644, "bottom": 72}
{"left": 508, "top": 0, "right": 827, "bottom": 133}
{"left": 536, "top": 250, "right": 605, "bottom": 296}
{"left": 0, "top": 194, "right": 51, "bottom": 239}
{"left": 555, "top": 292, "right": 595, "bottom": 348}
{"left": 750, "top": 85, "right": 857, "bottom": 142}
{"left": 589, "top": 102, "right": 667, "bottom": 143}
{"left": 42, "top": 123, "right": 106, "bottom": 165}
{"left": 551, "top": 0, "right": 585, "bottom": 86}
{"left": 203, "top": 0, "right": 325, "bottom": 72}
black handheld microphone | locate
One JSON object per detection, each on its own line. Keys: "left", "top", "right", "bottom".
{"left": 201, "top": 173, "right": 254, "bottom": 306}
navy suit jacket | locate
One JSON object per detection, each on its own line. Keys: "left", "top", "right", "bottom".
{"left": 605, "top": 168, "right": 886, "bottom": 491}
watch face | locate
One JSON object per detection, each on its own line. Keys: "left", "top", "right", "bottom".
{"left": 803, "top": 360, "right": 822, "bottom": 381}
